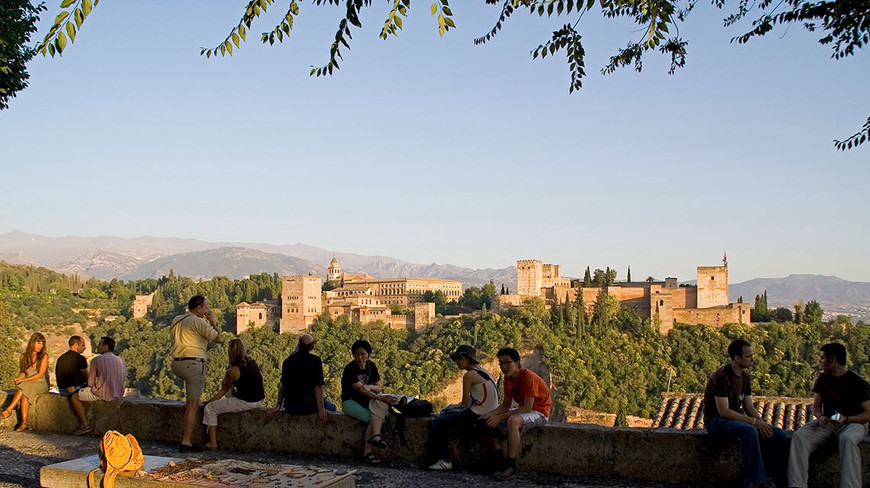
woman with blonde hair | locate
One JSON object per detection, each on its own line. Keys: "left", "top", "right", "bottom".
{"left": 1, "top": 332, "right": 50, "bottom": 431}
{"left": 201, "top": 338, "right": 265, "bottom": 449}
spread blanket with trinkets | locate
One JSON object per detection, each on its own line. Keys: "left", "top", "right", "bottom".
{"left": 142, "top": 459, "right": 355, "bottom": 487}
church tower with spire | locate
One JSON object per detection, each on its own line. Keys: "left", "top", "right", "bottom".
{"left": 328, "top": 255, "right": 341, "bottom": 282}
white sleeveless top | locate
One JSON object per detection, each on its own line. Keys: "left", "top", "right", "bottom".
{"left": 469, "top": 367, "right": 500, "bottom": 414}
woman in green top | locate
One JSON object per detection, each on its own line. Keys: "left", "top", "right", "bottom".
{"left": 1, "top": 332, "right": 50, "bottom": 431}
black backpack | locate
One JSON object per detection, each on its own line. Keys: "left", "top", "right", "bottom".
{"left": 385, "top": 398, "right": 433, "bottom": 447}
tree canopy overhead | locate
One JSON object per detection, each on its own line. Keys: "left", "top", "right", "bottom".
{"left": 22, "top": 0, "right": 870, "bottom": 147}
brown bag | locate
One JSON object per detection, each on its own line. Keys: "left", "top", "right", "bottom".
{"left": 87, "top": 430, "right": 145, "bottom": 488}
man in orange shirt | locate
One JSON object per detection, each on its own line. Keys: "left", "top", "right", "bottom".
{"left": 480, "top": 347, "right": 551, "bottom": 481}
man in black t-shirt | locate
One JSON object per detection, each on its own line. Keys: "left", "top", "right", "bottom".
{"left": 788, "top": 343, "right": 870, "bottom": 488}
{"left": 704, "top": 339, "right": 787, "bottom": 488}
{"left": 266, "top": 334, "right": 335, "bottom": 423}
{"left": 55, "top": 336, "right": 91, "bottom": 435}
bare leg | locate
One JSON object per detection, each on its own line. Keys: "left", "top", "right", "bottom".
{"left": 484, "top": 434, "right": 501, "bottom": 451}
{"left": 363, "top": 422, "right": 374, "bottom": 455}
{"left": 506, "top": 414, "right": 524, "bottom": 459}
{"left": 1, "top": 389, "right": 24, "bottom": 417}
{"left": 20, "top": 396, "right": 29, "bottom": 423}
{"left": 69, "top": 395, "right": 88, "bottom": 427}
{"left": 206, "top": 425, "right": 218, "bottom": 449}
{"left": 181, "top": 399, "right": 200, "bottom": 446}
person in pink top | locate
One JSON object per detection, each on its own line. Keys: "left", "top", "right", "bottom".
{"left": 71, "top": 336, "right": 127, "bottom": 434}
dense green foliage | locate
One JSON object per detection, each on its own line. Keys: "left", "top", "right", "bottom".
{"left": 3, "top": 262, "right": 869, "bottom": 422}
{"left": 0, "top": 0, "right": 44, "bottom": 110}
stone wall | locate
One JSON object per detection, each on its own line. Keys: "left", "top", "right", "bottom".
{"left": 3, "top": 391, "right": 868, "bottom": 487}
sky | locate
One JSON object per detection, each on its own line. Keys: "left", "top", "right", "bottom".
{"left": 1, "top": 1, "right": 868, "bottom": 284}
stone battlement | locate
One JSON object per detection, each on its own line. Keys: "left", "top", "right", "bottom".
{"left": 2, "top": 391, "right": 868, "bottom": 487}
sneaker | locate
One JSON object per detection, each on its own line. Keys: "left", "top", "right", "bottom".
{"left": 428, "top": 459, "right": 453, "bottom": 471}
{"left": 72, "top": 425, "right": 92, "bottom": 436}
{"left": 492, "top": 466, "right": 517, "bottom": 481}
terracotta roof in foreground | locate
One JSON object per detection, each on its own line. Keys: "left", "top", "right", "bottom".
{"left": 653, "top": 392, "right": 814, "bottom": 431}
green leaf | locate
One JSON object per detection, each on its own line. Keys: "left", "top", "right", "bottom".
{"left": 239, "top": 24, "right": 246, "bottom": 41}
{"left": 60, "top": 0, "right": 75, "bottom": 8}
{"left": 53, "top": 11, "right": 71, "bottom": 26}
{"left": 430, "top": 2, "right": 438, "bottom": 15}
{"left": 82, "top": 0, "right": 92, "bottom": 16}
{"left": 66, "top": 22, "right": 76, "bottom": 42}
{"left": 58, "top": 32, "right": 68, "bottom": 51}
{"left": 74, "top": 8, "right": 83, "bottom": 28}
{"left": 232, "top": 33, "right": 240, "bottom": 47}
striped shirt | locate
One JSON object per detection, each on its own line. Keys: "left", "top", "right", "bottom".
{"left": 89, "top": 352, "right": 127, "bottom": 401}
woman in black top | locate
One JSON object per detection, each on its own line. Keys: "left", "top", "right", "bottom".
{"left": 202, "top": 338, "right": 265, "bottom": 449}
{"left": 340, "top": 339, "right": 398, "bottom": 464}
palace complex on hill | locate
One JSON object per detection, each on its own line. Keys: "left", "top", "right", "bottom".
{"left": 236, "top": 256, "right": 458, "bottom": 334}
{"left": 492, "top": 254, "right": 750, "bottom": 333}
{"left": 234, "top": 254, "right": 747, "bottom": 335}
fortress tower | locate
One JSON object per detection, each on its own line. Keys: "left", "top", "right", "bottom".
{"left": 279, "top": 275, "right": 323, "bottom": 333}
{"left": 696, "top": 253, "right": 729, "bottom": 308}
{"left": 517, "top": 260, "right": 544, "bottom": 297}
{"left": 328, "top": 256, "right": 341, "bottom": 282}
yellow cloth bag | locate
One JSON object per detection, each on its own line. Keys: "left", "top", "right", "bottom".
{"left": 87, "top": 430, "right": 144, "bottom": 488}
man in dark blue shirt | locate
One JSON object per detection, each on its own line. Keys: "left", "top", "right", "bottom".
{"left": 267, "top": 334, "right": 335, "bottom": 422}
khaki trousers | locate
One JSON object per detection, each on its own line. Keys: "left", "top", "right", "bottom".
{"left": 787, "top": 420, "right": 868, "bottom": 488}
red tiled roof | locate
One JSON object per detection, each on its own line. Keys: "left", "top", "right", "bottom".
{"left": 653, "top": 392, "right": 814, "bottom": 431}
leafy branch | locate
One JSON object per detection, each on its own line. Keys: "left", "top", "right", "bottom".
{"left": 310, "top": 0, "right": 368, "bottom": 78}
{"left": 431, "top": 0, "right": 456, "bottom": 37}
{"left": 834, "top": 117, "right": 870, "bottom": 150}
{"left": 380, "top": 0, "right": 411, "bottom": 39}
{"left": 36, "top": 0, "right": 99, "bottom": 58}
{"left": 532, "top": 24, "right": 586, "bottom": 93}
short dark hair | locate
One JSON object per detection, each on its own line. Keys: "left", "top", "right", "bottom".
{"left": 728, "top": 339, "right": 751, "bottom": 360}
{"left": 497, "top": 347, "right": 520, "bottom": 362}
{"left": 69, "top": 335, "right": 84, "bottom": 347}
{"left": 100, "top": 336, "right": 116, "bottom": 352}
{"left": 821, "top": 343, "right": 847, "bottom": 365}
{"left": 351, "top": 339, "right": 372, "bottom": 355}
{"left": 188, "top": 294, "right": 206, "bottom": 310}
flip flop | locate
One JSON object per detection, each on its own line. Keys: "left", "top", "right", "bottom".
{"left": 367, "top": 435, "right": 388, "bottom": 449}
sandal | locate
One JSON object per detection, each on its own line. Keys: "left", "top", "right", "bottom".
{"left": 14, "top": 422, "right": 28, "bottom": 432}
{"left": 0, "top": 410, "right": 11, "bottom": 419}
{"left": 367, "top": 434, "right": 388, "bottom": 449}
{"left": 364, "top": 452, "right": 382, "bottom": 464}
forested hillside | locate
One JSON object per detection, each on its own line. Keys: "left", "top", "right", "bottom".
{"left": 2, "top": 261, "right": 868, "bottom": 423}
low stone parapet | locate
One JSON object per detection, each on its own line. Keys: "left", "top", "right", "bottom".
{"left": 3, "top": 391, "right": 868, "bottom": 486}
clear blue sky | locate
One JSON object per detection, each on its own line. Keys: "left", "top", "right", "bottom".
{"left": 1, "top": 1, "right": 867, "bottom": 284}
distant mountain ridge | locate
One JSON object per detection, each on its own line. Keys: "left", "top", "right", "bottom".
{"left": 2, "top": 232, "right": 867, "bottom": 307}
{"left": 0, "top": 231, "right": 515, "bottom": 287}
{"left": 729, "top": 274, "right": 870, "bottom": 308}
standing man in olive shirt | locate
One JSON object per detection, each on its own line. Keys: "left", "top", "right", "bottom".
{"left": 704, "top": 339, "right": 787, "bottom": 488}
{"left": 170, "top": 294, "right": 223, "bottom": 451}
{"left": 788, "top": 342, "right": 870, "bottom": 488}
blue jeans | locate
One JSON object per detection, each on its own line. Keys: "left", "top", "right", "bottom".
{"left": 285, "top": 398, "right": 336, "bottom": 415}
{"left": 430, "top": 408, "right": 480, "bottom": 461}
{"left": 706, "top": 416, "right": 788, "bottom": 485}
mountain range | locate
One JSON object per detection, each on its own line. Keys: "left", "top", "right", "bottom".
{"left": 0, "top": 231, "right": 516, "bottom": 288}
{"left": 1, "top": 231, "right": 868, "bottom": 311}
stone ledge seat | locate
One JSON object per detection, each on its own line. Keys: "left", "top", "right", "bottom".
{"left": 3, "top": 391, "right": 868, "bottom": 487}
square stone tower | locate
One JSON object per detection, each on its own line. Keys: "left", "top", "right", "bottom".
{"left": 696, "top": 265, "right": 728, "bottom": 308}
{"left": 517, "top": 260, "right": 544, "bottom": 297}
{"left": 279, "top": 275, "right": 323, "bottom": 333}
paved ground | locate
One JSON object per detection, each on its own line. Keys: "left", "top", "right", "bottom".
{"left": 0, "top": 428, "right": 714, "bottom": 488}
